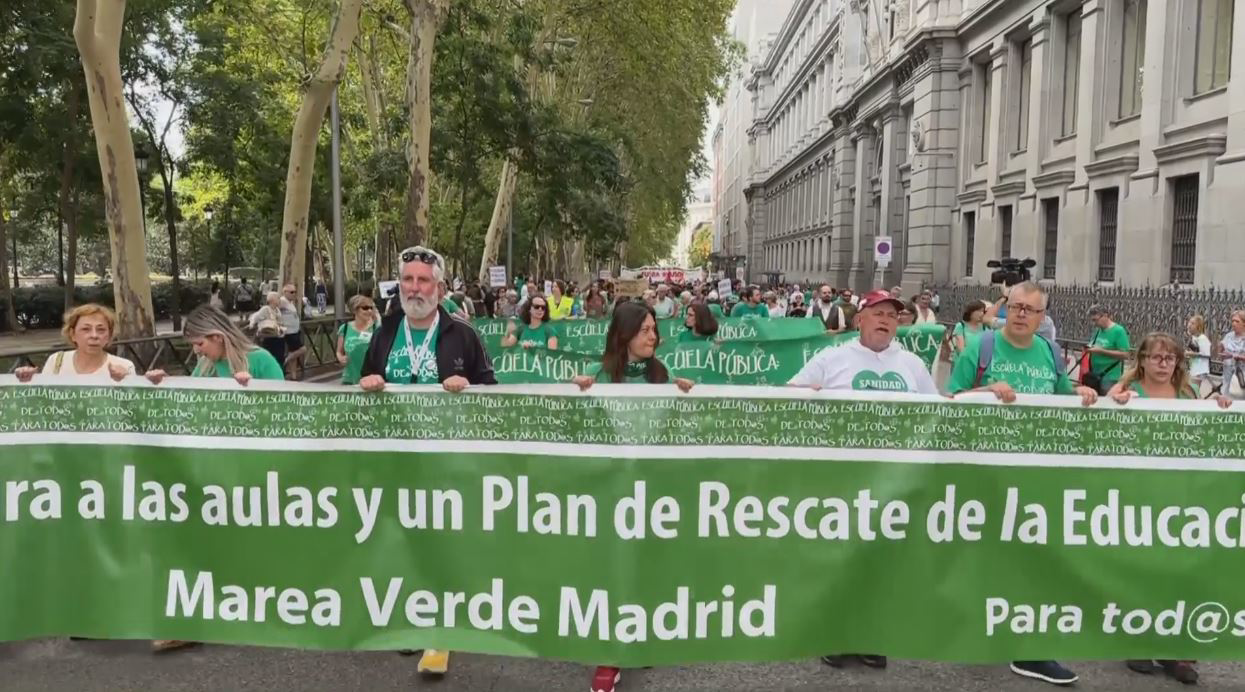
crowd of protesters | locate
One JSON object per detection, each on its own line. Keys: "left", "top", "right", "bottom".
{"left": 10, "top": 244, "right": 1243, "bottom": 690}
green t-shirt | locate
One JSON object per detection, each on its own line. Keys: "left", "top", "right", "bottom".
{"left": 338, "top": 322, "right": 375, "bottom": 385}
{"left": 584, "top": 360, "right": 662, "bottom": 384}
{"left": 193, "top": 348, "right": 286, "bottom": 381}
{"left": 730, "top": 302, "right": 770, "bottom": 318}
{"left": 515, "top": 322, "right": 558, "bottom": 348}
{"left": 953, "top": 322, "right": 987, "bottom": 354}
{"left": 678, "top": 329, "right": 711, "bottom": 343}
{"left": 1089, "top": 323, "right": 1130, "bottom": 380}
{"left": 441, "top": 297, "right": 459, "bottom": 314}
{"left": 708, "top": 303, "right": 725, "bottom": 318}
{"left": 949, "top": 335, "right": 1075, "bottom": 395}
{"left": 385, "top": 323, "right": 440, "bottom": 384}
{"left": 1129, "top": 381, "right": 1196, "bottom": 399}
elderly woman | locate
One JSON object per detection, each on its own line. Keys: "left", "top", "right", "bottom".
{"left": 249, "top": 291, "right": 288, "bottom": 367}
{"left": 15, "top": 304, "right": 135, "bottom": 382}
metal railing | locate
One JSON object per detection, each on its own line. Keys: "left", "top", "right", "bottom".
{"left": 1, "top": 317, "right": 348, "bottom": 379}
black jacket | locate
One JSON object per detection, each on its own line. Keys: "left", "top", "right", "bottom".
{"left": 361, "top": 306, "right": 497, "bottom": 384}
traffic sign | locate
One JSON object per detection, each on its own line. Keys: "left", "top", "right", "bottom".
{"left": 875, "top": 236, "right": 893, "bottom": 266}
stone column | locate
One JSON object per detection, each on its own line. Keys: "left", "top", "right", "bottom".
{"left": 830, "top": 125, "right": 857, "bottom": 287}
{"left": 902, "top": 39, "right": 962, "bottom": 293}
{"left": 848, "top": 124, "right": 875, "bottom": 291}
{"left": 1017, "top": 13, "right": 1050, "bottom": 267}
{"left": 1199, "top": 0, "right": 1245, "bottom": 286}
{"left": 878, "top": 109, "right": 900, "bottom": 287}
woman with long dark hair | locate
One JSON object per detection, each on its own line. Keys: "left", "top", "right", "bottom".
{"left": 570, "top": 303, "right": 691, "bottom": 692}
{"left": 573, "top": 302, "right": 693, "bottom": 389}
{"left": 679, "top": 302, "right": 718, "bottom": 343}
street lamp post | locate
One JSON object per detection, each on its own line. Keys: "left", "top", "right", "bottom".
{"left": 134, "top": 145, "right": 150, "bottom": 238}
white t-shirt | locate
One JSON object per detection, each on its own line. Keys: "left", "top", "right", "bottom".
{"left": 914, "top": 307, "right": 938, "bottom": 324}
{"left": 789, "top": 339, "right": 939, "bottom": 394}
{"left": 40, "top": 350, "right": 136, "bottom": 379}
{"left": 1190, "top": 333, "right": 1212, "bottom": 377}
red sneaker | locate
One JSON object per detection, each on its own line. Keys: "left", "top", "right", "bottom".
{"left": 591, "top": 665, "right": 621, "bottom": 692}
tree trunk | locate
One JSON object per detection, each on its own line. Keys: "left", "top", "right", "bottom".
{"left": 477, "top": 159, "right": 518, "bottom": 284}
{"left": 401, "top": 0, "right": 448, "bottom": 247}
{"left": 56, "top": 78, "right": 82, "bottom": 297}
{"left": 275, "top": 0, "right": 364, "bottom": 306}
{"left": 0, "top": 211, "right": 17, "bottom": 333}
{"left": 73, "top": 0, "right": 155, "bottom": 339}
{"left": 160, "top": 160, "right": 182, "bottom": 330}
{"left": 65, "top": 188, "right": 80, "bottom": 313}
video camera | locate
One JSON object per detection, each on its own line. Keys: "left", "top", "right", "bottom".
{"left": 986, "top": 257, "right": 1037, "bottom": 287}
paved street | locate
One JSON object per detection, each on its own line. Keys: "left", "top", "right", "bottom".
{"left": 4, "top": 640, "right": 1244, "bottom": 691}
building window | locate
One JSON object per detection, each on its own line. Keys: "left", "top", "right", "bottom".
{"left": 1042, "top": 198, "right": 1060, "bottom": 279}
{"left": 1015, "top": 40, "right": 1032, "bottom": 149}
{"left": 963, "top": 212, "right": 976, "bottom": 277}
{"left": 978, "top": 65, "right": 992, "bottom": 161}
{"left": 1118, "top": 0, "right": 1146, "bottom": 118}
{"left": 1170, "top": 176, "right": 1199, "bottom": 284}
{"left": 1097, "top": 189, "right": 1119, "bottom": 282}
{"left": 999, "top": 205, "right": 1013, "bottom": 258}
{"left": 1194, "top": 0, "right": 1233, "bottom": 94}
{"left": 1061, "top": 10, "right": 1082, "bottom": 137}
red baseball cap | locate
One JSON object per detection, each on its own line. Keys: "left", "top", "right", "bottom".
{"left": 858, "top": 290, "right": 906, "bottom": 312}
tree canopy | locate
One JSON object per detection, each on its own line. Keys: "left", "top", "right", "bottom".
{"left": 1, "top": 0, "right": 737, "bottom": 319}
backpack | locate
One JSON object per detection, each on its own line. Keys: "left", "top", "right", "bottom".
{"left": 972, "top": 331, "right": 1064, "bottom": 389}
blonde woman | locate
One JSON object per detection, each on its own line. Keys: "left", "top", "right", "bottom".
{"left": 1186, "top": 315, "right": 1212, "bottom": 395}
{"left": 336, "top": 295, "right": 378, "bottom": 385}
{"left": 1108, "top": 332, "right": 1230, "bottom": 408}
{"left": 249, "top": 291, "right": 288, "bottom": 366}
{"left": 15, "top": 304, "right": 135, "bottom": 382}
{"left": 146, "top": 305, "right": 284, "bottom": 386}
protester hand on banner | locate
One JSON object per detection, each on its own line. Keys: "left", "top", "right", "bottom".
{"left": 360, "top": 374, "right": 385, "bottom": 392}
{"left": 674, "top": 377, "right": 694, "bottom": 392}
{"left": 145, "top": 369, "right": 167, "bottom": 386}
{"left": 572, "top": 375, "right": 594, "bottom": 391}
{"left": 14, "top": 366, "right": 35, "bottom": 383}
{"left": 443, "top": 375, "right": 470, "bottom": 393}
{"left": 233, "top": 371, "right": 252, "bottom": 387}
{"left": 985, "top": 381, "right": 1017, "bottom": 404}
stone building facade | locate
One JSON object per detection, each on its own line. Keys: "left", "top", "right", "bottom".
{"left": 728, "top": 0, "right": 1243, "bottom": 292}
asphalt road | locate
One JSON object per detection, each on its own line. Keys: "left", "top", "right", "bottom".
{"left": 4, "top": 640, "right": 1244, "bottom": 691}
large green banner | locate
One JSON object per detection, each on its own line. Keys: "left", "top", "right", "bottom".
{"left": 491, "top": 323, "right": 945, "bottom": 384}
{"left": 0, "top": 379, "right": 1243, "bottom": 665}
{"left": 478, "top": 316, "right": 851, "bottom": 356}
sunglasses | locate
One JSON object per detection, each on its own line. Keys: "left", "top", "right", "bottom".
{"left": 358, "top": 305, "right": 375, "bottom": 311}
{"left": 400, "top": 248, "right": 441, "bottom": 266}
{"left": 532, "top": 304, "right": 547, "bottom": 310}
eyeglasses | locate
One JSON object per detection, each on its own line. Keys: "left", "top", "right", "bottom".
{"left": 1007, "top": 303, "right": 1046, "bottom": 316}
{"left": 358, "top": 305, "right": 375, "bottom": 311}
{"left": 1145, "top": 353, "right": 1179, "bottom": 366}
{"left": 400, "top": 247, "right": 441, "bottom": 266}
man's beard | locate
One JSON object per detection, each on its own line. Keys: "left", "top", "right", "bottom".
{"left": 401, "top": 293, "right": 437, "bottom": 320}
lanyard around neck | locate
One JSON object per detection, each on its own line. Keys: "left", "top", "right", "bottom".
{"left": 402, "top": 312, "right": 440, "bottom": 377}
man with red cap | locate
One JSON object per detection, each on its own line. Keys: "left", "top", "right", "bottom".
{"left": 788, "top": 289, "right": 938, "bottom": 672}
{"left": 790, "top": 289, "right": 938, "bottom": 394}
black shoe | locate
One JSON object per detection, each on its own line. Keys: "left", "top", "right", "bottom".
{"left": 1127, "top": 659, "right": 1158, "bottom": 675}
{"left": 397, "top": 649, "right": 420, "bottom": 656}
{"left": 857, "top": 655, "right": 887, "bottom": 669}
{"left": 820, "top": 654, "right": 848, "bottom": 668}
{"left": 1159, "top": 660, "right": 1199, "bottom": 685}
{"left": 1010, "top": 661, "right": 1078, "bottom": 686}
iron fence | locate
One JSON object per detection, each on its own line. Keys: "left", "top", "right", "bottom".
{"left": 0, "top": 317, "right": 347, "bottom": 379}
{"left": 931, "top": 283, "right": 1245, "bottom": 380}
